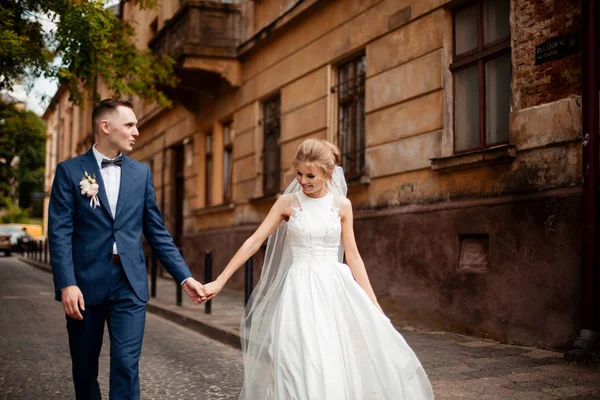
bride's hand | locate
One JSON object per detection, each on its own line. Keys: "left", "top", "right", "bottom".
{"left": 201, "top": 280, "right": 224, "bottom": 302}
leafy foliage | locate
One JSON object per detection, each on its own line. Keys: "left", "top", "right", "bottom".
{"left": 0, "top": 196, "right": 30, "bottom": 223}
{"left": 0, "top": 0, "right": 176, "bottom": 106}
{"left": 0, "top": 101, "right": 46, "bottom": 217}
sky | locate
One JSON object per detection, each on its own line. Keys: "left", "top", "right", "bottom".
{"left": 8, "top": 77, "right": 58, "bottom": 116}
{"left": 5, "top": 13, "right": 59, "bottom": 116}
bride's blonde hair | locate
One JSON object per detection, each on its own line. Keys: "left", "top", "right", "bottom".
{"left": 288, "top": 138, "right": 342, "bottom": 181}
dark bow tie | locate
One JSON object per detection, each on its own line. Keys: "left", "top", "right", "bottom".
{"left": 101, "top": 156, "right": 123, "bottom": 168}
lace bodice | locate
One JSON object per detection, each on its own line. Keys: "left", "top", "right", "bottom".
{"left": 287, "top": 192, "right": 342, "bottom": 264}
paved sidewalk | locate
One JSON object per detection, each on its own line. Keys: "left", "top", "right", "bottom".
{"left": 19, "top": 256, "right": 600, "bottom": 399}
{"left": 146, "top": 277, "right": 600, "bottom": 399}
{"left": 3, "top": 257, "right": 243, "bottom": 400}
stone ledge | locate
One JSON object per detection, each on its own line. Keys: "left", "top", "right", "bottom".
{"left": 346, "top": 175, "right": 370, "bottom": 197}
{"left": 510, "top": 95, "right": 582, "bottom": 151}
{"left": 146, "top": 302, "right": 242, "bottom": 350}
{"left": 353, "top": 186, "right": 581, "bottom": 220}
{"left": 248, "top": 192, "right": 282, "bottom": 205}
{"left": 430, "top": 144, "right": 516, "bottom": 172}
{"left": 191, "top": 202, "right": 235, "bottom": 216}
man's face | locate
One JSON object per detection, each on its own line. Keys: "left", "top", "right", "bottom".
{"left": 102, "top": 106, "right": 139, "bottom": 153}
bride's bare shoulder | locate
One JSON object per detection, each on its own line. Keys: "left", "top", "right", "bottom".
{"left": 333, "top": 195, "right": 351, "bottom": 207}
{"left": 274, "top": 193, "right": 295, "bottom": 219}
{"left": 276, "top": 192, "right": 296, "bottom": 206}
{"left": 333, "top": 195, "right": 352, "bottom": 219}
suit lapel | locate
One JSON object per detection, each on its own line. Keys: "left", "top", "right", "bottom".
{"left": 114, "top": 155, "right": 134, "bottom": 221}
{"left": 80, "top": 149, "right": 113, "bottom": 220}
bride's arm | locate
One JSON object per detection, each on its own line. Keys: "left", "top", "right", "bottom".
{"left": 201, "top": 194, "right": 291, "bottom": 301}
{"left": 340, "top": 198, "right": 384, "bottom": 313}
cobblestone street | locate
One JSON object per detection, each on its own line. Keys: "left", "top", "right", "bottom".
{"left": 2, "top": 257, "right": 600, "bottom": 399}
{"left": 0, "top": 257, "right": 243, "bottom": 400}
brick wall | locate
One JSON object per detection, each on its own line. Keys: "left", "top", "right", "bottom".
{"left": 513, "top": 0, "right": 582, "bottom": 110}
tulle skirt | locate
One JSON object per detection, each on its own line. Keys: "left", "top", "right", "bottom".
{"left": 255, "top": 260, "right": 434, "bottom": 400}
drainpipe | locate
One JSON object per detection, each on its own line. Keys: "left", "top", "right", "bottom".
{"left": 572, "top": 0, "right": 599, "bottom": 357}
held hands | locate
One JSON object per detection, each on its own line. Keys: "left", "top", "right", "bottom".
{"left": 61, "top": 285, "right": 85, "bottom": 320}
{"left": 182, "top": 277, "right": 206, "bottom": 305}
{"left": 200, "top": 280, "right": 224, "bottom": 303}
{"left": 61, "top": 279, "right": 207, "bottom": 317}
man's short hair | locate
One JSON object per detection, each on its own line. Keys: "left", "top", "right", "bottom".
{"left": 92, "top": 98, "right": 133, "bottom": 133}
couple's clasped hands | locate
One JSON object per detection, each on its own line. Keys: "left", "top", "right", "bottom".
{"left": 61, "top": 277, "right": 225, "bottom": 319}
{"left": 182, "top": 277, "right": 224, "bottom": 305}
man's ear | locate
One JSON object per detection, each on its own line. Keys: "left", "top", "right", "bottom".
{"left": 99, "top": 120, "right": 110, "bottom": 135}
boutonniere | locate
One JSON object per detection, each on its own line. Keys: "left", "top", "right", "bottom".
{"left": 80, "top": 171, "right": 100, "bottom": 209}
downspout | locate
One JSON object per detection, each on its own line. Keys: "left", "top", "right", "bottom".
{"left": 573, "top": 0, "right": 599, "bottom": 357}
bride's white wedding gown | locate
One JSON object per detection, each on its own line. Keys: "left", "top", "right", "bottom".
{"left": 261, "top": 191, "right": 434, "bottom": 400}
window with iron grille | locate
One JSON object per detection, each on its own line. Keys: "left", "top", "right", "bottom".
{"left": 452, "top": 0, "right": 511, "bottom": 153}
{"left": 334, "top": 53, "right": 366, "bottom": 181}
{"left": 205, "top": 131, "right": 213, "bottom": 206}
{"left": 262, "top": 95, "right": 281, "bottom": 196}
{"left": 223, "top": 121, "right": 233, "bottom": 203}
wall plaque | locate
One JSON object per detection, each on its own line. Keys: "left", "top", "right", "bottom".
{"left": 535, "top": 33, "right": 580, "bottom": 65}
{"left": 458, "top": 235, "right": 489, "bottom": 273}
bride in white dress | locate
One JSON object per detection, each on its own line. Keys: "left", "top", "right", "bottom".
{"left": 202, "top": 139, "right": 434, "bottom": 400}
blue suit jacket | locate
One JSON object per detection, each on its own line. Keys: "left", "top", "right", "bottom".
{"left": 48, "top": 148, "right": 191, "bottom": 305}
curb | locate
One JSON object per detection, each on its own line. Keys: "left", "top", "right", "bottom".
{"left": 145, "top": 303, "right": 242, "bottom": 350}
{"left": 18, "top": 256, "right": 52, "bottom": 274}
{"left": 17, "top": 256, "right": 243, "bottom": 350}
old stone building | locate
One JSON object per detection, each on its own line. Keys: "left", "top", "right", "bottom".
{"left": 44, "top": 0, "right": 596, "bottom": 350}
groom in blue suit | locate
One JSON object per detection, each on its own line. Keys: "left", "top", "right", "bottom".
{"left": 49, "top": 98, "right": 205, "bottom": 399}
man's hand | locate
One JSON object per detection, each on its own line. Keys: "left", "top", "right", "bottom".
{"left": 201, "top": 280, "right": 224, "bottom": 302}
{"left": 62, "top": 285, "right": 85, "bottom": 320}
{"left": 182, "top": 278, "right": 205, "bottom": 305}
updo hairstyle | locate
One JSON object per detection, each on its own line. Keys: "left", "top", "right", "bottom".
{"left": 289, "top": 138, "right": 341, "bottom": 181}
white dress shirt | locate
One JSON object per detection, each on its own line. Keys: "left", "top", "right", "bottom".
{"left": 92, "top": 144, "right": 121, "bottom": 255}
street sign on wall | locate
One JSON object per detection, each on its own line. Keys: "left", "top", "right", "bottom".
{"left": 535, "top": 32, "right": 580, "bottom": 65}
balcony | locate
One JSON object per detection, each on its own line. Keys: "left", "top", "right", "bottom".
{"left": 149, "top": 0, "right": 242, "bottom": 100}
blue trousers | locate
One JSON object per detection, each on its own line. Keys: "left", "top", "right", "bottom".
{"left": 66, "top": 262, "right": 146, "bottom": 400}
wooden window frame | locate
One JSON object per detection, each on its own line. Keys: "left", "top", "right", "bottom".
{"left": 173, "top": 144, "right": 185, "bottom": 245}
{"left": 205, "top": 131, "right": 213, "bottom": 207}
{"left": 261, "top": 95, "right": 281, "bottom": 197}
{"left": 223, "top": 121, "right": 234, "bottom": 203}
{"left": 332, "top": 52, "right": 366, "bottom": 181}
{"left": 451, "top": 0, "right": 511, "bottom": 154}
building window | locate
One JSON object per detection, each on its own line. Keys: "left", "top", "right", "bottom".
{"left": 262, "top": 95, "right": 281, "bottom": 196}
{"left": 334, "top": 53, "right": 366, "bottom": 181}
{"left": 452, "top": 0, "right": 511, "bottom": 153}
{"left": 223, "top": 121, "right": 233, "bottom": 203}
{"left": 205, "top": 132, "right": 212, "bottom": 206}
{"left": 150, "top": 17, "right": 158, "bottom": 37}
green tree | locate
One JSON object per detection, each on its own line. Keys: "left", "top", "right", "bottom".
{"left": 0, "top": 0, "right": 176, "bottom": 106}
{"left": 0, "top": 101, "right": 46, "bottom": 221}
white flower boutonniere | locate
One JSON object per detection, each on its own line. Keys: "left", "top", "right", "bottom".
{"left": 80, "top": 171, "right": 100, "bottom": 209}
